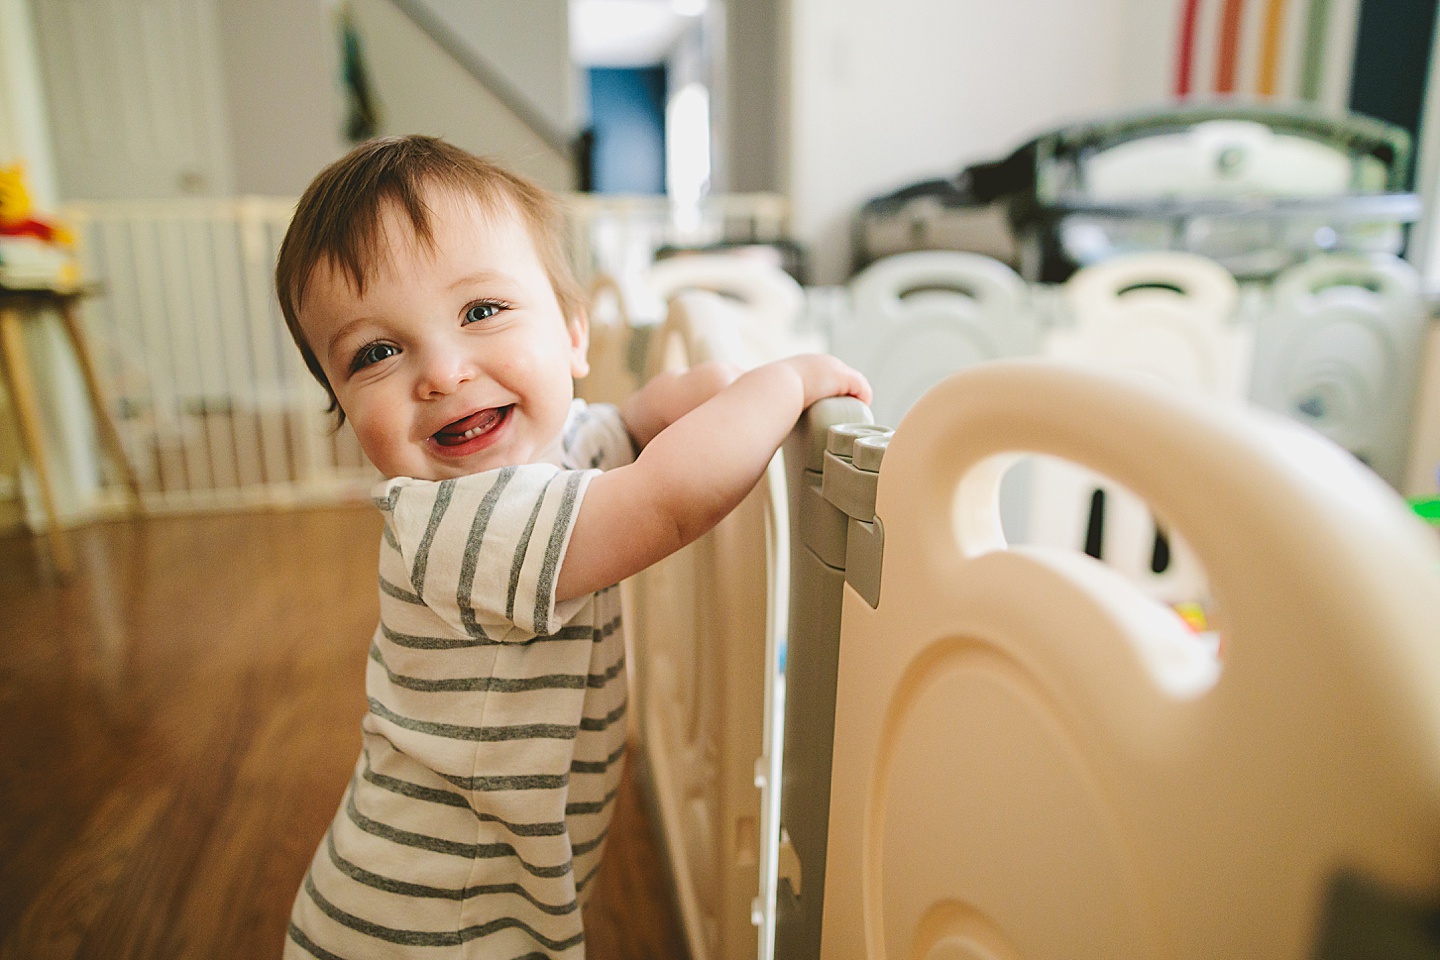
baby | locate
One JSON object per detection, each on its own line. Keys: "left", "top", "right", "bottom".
{"left": 274, "top": 135, "right": 870, "bottom": 959}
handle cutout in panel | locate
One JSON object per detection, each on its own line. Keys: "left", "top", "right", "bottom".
{"left": 1309, "top": 275, "right": 1384, "bottom": 295}
{"left": 996, "top": 452, "right": 1224, "bottom": 662}
{"left": 897, "top": 282, "right": 983, "bottom": 302}
{"left": 1117, "top": 281, "right": 1186, "bottom": 297}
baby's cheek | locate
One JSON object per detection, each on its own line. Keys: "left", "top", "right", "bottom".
{"left": 351, "top": 411, "right": 406, "bottom": 478}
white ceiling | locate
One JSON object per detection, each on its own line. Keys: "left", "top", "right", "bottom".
{"left": 570, "top": 0, "right": 700, "bottom": 67}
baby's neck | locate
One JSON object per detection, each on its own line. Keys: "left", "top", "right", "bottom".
{"left": 529, "top": 431, "right": 567, "bottom": 468}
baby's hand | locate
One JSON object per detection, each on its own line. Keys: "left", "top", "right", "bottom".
{"left": 778, "top": 354, "right": 873, "bottom": 409}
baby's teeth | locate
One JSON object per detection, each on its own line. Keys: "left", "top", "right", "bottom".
{"left": 437, "top": 407, "right": 504, "bottom": 444}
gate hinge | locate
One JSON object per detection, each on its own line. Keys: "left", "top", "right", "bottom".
{"left": 821, "top": 424, "right": 893, "bottom": 608}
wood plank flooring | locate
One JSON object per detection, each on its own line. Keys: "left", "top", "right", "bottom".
{"left": 0, "top": 508, "right": 688, "bottom": 960}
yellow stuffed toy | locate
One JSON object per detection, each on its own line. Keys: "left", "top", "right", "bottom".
{"left": 0, "top": 163, "right": 78, "bottom": 286}
{"left": 0, "top": 163, "right": 73, "bottom": 245}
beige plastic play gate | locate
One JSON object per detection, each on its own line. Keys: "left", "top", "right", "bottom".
{"left": 831, "top": 250, "right": 1037, "bottom": 430}
{"left": 802, "top": 361, "right": 1440, "bottom": 959}
{"left": 1251, "top": 252, "right": 1427, "bottom": 490}
{"left": 626, "top": 288, "right": 799, "bottom": 960}
{"left": 1032, "top": 251, "right": 1248, "bottom": 603}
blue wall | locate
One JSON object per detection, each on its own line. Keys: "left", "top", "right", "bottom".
{"left": 588, "top": 66, "right": 667, "bottom": 195}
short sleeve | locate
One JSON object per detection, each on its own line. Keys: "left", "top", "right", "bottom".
{"left": 560, "top": 399, "right": 636, "bottom": 471}
{"left": 375, "top": 465, "right": 596, "bottom": 641}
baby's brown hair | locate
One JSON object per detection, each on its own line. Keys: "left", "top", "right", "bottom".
{"left": 275, "top": 135, "right": 585, "bottom": 424}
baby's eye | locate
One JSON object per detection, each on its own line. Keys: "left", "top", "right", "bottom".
{"left": 352, "top": 341, "right": 400, "bottom": 371}
{"left": 463, "top": 300, "right": 508, "bottom": 325}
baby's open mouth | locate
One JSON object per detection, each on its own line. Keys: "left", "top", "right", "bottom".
{"left": 432, "top": 406, "right": 511, "bottom": 447}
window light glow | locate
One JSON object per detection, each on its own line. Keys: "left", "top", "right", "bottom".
{"left": 666, "top": 81, "right": 710, "bottom": 216}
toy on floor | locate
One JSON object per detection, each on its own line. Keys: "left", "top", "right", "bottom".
{"left": 1172, "top": 598, "right": 1223, "bottom": 658}
{"left": 0, "top": 162, "right": 78, "bottom": 287}
{"left": 1411, "top": 467, "right": 1440, "bottom": 532}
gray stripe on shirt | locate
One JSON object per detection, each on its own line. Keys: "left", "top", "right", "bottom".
{"left": 380, "top": 623, "right": 494, "bottom": 651}
{"left": 378, "top": 576, "right": 423, "bottom": 605}
{"left": 344, "top": 791, "right": 572, "bottom": 878}
{"left": 577, "top": 699, "right": 627, "bottom": 733}
{"left": 324, "top": 830, "right": 579, "bottom": 914}
{"left": 303, "top": 874, "right": 584, "bottom": 950}
{"left": 361, "top": 758, "right": 565, "bottom": 837}
{"left": 587, "top": 651, "right": 625, "bottom": 688}
{"left": 506, "top": 474, "right": 554, "bottom": 623}
{"left": 368, "top": 698, "right": 577, "bottom": 742}
{"left": 534, "top": 472, "right": 585, "bottom": 633}
{"left": 569, "top": 740, "right": 627, "bottom": 775}
{"left": 439, "top": 770, "right": 569, "bottom": 792}
{"left": 565, "top": 783, "right": 621, "bottom": 817}
{"left": 368, "top": 641, "right": 616, "bottom": 693}
{"left": 575, "top": 856, "right": 605, "bottom": 894}
{"left": 571, "top": 825, "right": 610, "bottom": 858}
{"left": 380, "top": 622, "right": 592, "bottom": 650}
{"left": 410, "top": 479, "right": 455, "bottom": 596}
{"left": 457, "top": 466, "right": 514, "bottom": 639}
{"left": 370, "top": 644, "right": 589, "bottom": 693}
{"left": 287, "top": 922, "right": 349, "bottom": 960}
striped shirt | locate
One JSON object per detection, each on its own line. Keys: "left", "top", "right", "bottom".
{"left": 287, "top": 401, "right": 635, "bottom": 960}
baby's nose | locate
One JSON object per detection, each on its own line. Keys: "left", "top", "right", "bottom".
{"left": 416, "top": 348, "right": 475, "bottom": 398}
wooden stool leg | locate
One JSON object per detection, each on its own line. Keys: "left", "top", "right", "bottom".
{"left": 57, "top": 299, "right": 143, "bottom": 506}
{"left": 0, "top": 306, "right": 74, "bottom": 575}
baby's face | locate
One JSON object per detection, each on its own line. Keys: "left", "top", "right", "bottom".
{"left": 299, "top": 189, "right": 589, "bottom": 480}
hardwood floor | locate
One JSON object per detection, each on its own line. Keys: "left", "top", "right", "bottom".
{"left": 0, "top": 508, "right": 687, "bottom": 960}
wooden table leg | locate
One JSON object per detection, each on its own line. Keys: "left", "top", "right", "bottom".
{"left": 57, "top": 299, "right": 143, "bottom": 506}
{"left": 0, "top": 305, "right": 74, "bottom": 575}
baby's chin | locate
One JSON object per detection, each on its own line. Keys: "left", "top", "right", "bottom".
{"left": 374, "top": 436, "right": 569, "bottom": 481}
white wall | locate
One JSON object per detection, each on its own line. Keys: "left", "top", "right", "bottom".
{"left": 350, "top": 0, "right": 574, "bottom": 191}
{"left": 411, "top": 0, "right": 577, "bottom": 136}
{"left": 216, "top": 0, "right": 347, "bottom": 196}
{"left": 0, "top": 0, "right": 58, "bottom": 205}
{"left": 217, "top": 0, "right": 577, "bottom": 197}
{"left": 27, "top": 0, "right": 238, "bottom": 200}
{"left": 785, "top": 0, "right": 1182, "bottom": 282}
{"left": 727, "top": 0, "right": 781, "bottom": 192}
{"left": 18, "top": 0, "right": 571, "bottom": 202}
{"left": 1113, "top": 0, "right": 1178, "bottom": 107}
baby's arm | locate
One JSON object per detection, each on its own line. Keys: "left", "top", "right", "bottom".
{"left": 556, "top": 354, "right": 871, "bottom": 601}
{"left": 619, "top": 361, "right": 741, "bottom": 449}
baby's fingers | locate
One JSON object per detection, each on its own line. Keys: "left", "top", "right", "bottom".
{"left": 844, "top": 367, "right": 874, "bottom": 405}
{"left": 823, "top": 357, "right": 872, "bottom": 405}
{"left": 795, "top": 354, "right": 872, "bottom": 407}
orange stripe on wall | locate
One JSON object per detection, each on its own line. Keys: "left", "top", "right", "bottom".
{"left": 1215, "top": 0, "right": 1247, "bottom": 92}
{"left": 1177, "top": 0, "right": 1203, "bottom": 96}
{"left": 1257, "top": 0, "right": 1289, "bottom": 95}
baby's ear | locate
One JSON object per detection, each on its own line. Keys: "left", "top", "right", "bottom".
{"left": 567, "top": 307, "right": 591, "bottom": 379}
